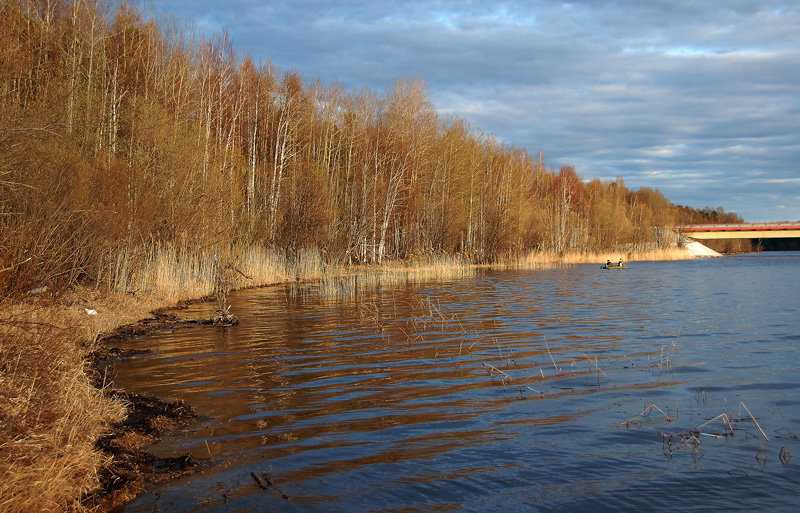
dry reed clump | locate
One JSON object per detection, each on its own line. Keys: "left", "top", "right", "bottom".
{"left": 102, "top": 242, "right": 306, "bottom": 305}
{"left": 317, "top": 254, "right": 476, "bottom": 301}
{"left": 510, "top": 246, "right": 695, "bottom": 268}
{"left": 0, "top": 303, "right": 126, "bottom": 513}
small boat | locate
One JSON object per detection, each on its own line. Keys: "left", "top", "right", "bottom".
{"left": 601, "top": 262, "right": 626, "bottom": 269}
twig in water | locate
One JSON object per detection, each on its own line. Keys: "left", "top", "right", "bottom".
{"left": 620, "top": 403, "right": 653, "bottom": 428}
{"left": 483, "top": 362, "right": 512, "bottom": 382}
{"left": 619, "top": 401, "right": 672, "bottom": 428}
{"left": 595, "top": 356, "right": 611, "bottom": 382}
{"left": 696, "top": 413, "right": 734, "bottom": 437}
{"left": 524, "top": 385, "right": 542, "bottom": 395}
{"left": 756, "top": 445, "right": 768, "bottom": 462}
{"left": 660, "top": 432, "right": 702, "bottom": 459}
{"left": 251, "top": 472, "right": 291, "bottom": 500}
{"left": 494, "top": 337, "right": 504, "bottom": 362}
{"left": 543, "top": 336, "right": 560, "bottom": 374}
{"left": 454, "top": 315, "right": 466, "bottom": 334}
{"left": 649, "top": 402, "right": 673, "bottom": 422}
{"left": 739, "top": 402, "right": 769, "bottom": 441}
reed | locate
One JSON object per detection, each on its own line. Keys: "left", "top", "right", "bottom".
{"left": 483, "top": 362, "right": 512, "bottom": 387}
{"left": 506, "top": 246, "right": 695, "bottom": 269}
{"left": 696, "top": 413, "right": 734, "bottom": 437}
{"left": 543, "top": 336, "right": 561, "bottom": 374}
{"left": 316, "top": 254, "right": 476, "bottom": 301}
{"left": 104, "top": 242, "right": 698, "bottom": 304}
{"left": 739, "top": 402, "right": 769, "bottom": 441}
{"left": 619, "top": 401, "right": 672, "bottom": 428}
{"left": 97, "top": 242, "right": 314, "bottom": 305}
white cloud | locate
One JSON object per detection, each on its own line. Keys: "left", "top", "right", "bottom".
{"left": 143, "top": 0, "right": 800, "bottom": 221}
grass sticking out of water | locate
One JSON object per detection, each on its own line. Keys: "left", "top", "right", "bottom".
{"left": 316, "top": 255, "right": 476, "bottom": 302}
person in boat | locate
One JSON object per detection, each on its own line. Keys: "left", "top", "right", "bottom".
{"left": 618, "top": 259, "right": 624, "bottom": 266}
{"left": 606, "top": 260, "right": 611, "bottom": 267}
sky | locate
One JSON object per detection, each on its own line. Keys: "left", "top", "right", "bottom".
{"left": 143, "top": 0, "right": 800, "bottom": 222}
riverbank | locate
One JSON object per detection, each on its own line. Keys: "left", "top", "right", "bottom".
{"left": 0, "top": 246, "right": 703, "bottom": 512}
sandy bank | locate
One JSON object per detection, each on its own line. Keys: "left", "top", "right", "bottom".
{"left": 682, "top": 241, "right": 723, "bottom": 257}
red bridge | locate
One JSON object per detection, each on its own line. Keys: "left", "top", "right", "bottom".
{"left": 677, "top": 222, "right": 800, "bottom": 240}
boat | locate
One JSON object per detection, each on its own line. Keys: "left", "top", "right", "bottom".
{"left": 601, "top": 262, "right": 626, "bottom": 269}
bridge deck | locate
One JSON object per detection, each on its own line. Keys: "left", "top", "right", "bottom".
{"left": 677, "top": 222, "right": 800, "bottom": 240}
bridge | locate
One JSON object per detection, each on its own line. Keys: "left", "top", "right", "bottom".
{"left": 677, "top": 222, "right": 800, "bottom": 240}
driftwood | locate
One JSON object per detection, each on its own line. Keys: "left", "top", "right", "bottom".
{"left": 251, "top": 472, "right": 270, "bottom": 489}
{"left": 250, "top": 472, "right": 290, "bottom": 499}
{"left": 210, "top": 307, "right": 238, "bottom": 326}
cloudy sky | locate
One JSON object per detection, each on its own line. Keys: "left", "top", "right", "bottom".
{"left": 145, "top": 0, "right": 800, "bottom": 222}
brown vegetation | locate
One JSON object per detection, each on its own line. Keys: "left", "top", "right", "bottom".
{"left": 0, "top": 0, "right": 746, "bottom": 511}
{"left": 0, "top": 0, "right": 743, "bottom": 300}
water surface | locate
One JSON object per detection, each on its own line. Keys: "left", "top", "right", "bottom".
{"left": 113, "top": 253, "right": 800, "bottom": 512}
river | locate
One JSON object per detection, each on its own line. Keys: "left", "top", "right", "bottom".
{"left": 112, "top": 252, "right": 800, "bottom": 512}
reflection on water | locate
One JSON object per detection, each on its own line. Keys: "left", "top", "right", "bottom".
{"left": 113, "top": 253, "right": 800, "bottom": 512}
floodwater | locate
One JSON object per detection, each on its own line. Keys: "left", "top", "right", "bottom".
{"left": 112, "top": 252, "right": 800, "bottom": 512}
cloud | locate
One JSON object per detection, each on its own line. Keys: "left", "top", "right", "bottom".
{"left": 145, "top": 0, "right": 800, "bottom": 222}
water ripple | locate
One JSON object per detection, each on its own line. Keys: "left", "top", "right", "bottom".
{"left": 113, "top": 254, "right": 800, "bottom": 512}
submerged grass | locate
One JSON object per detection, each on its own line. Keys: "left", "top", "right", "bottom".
{"left": 0, "top": 243, "right": 710, "bottom": 511}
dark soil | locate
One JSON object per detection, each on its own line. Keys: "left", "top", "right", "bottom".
{"left": 82, "top": 390, "right": 212, "bottom": 512}
{"left": 83, "top": 308, "right": 218, "bottom": 512}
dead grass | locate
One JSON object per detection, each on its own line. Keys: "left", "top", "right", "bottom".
{"left": 317, "top": 254, "right": 477, "bottom": 301}
{"left": 0, "top": 301, "right": 126, "bottom": 513}
{"left": 508, "top": 246, "right": 695, "bottom": 268}
{"left": 0, "top": 285, "right": 190, "bottom": 512}
{"left": 103, "top": 243, "right": 309, "bottom": 305}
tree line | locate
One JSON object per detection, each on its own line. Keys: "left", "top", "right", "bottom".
{"left": 0, "top": 0, "right": 743, "bottom": 296}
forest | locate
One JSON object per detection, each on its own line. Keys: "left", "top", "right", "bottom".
{"left": 0, "top": 0, "right": 744, "bottom": 299}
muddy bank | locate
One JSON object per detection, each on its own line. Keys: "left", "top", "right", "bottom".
{"left": 81, "top": 390, "right": 212, "bottom": 512}
{"left": 83, "top": 307, "right": 227, "bottom": 512}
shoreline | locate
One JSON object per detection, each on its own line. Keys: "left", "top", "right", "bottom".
{"left": 85, "top": 246, "right": 713, "bottom": 509}
{"left": 0, "top": 247, "right": 712, "bottom": 512}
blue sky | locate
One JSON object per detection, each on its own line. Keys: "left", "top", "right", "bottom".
{"left": 143, "top": 1, "right": 800, "bottom": 222}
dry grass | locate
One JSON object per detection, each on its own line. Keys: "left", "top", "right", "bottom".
{"left": 317, "top": 254, "right": 476, "bottom": 301}
{"left": 0, "top": 285, "right": 191, "bottom": 512}
{"left": 103, "top": 243, "right": 304, "bottom": 304}
{"left": 508, "top": 246, "right": 694, "bottom": 268}
{"left": 0, "top": 301, "right": 126, "bottom": 513}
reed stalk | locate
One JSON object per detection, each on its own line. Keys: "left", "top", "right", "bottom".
{"left": 696, "top": 413, "right": 734, "bottom": 437}
{"left": 739, "top": 402, "right": 769, "bottom": 441}
{"left": 543, "top": 336, "right": 561, "bottom": 374}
